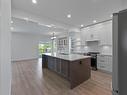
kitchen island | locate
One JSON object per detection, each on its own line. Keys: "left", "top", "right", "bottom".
{"left": 42, "top": 53, "right": 91, "bottom": 89}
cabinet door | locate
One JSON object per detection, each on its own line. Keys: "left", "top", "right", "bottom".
{"left": 97, "top": 56, "right": 106, "bottom": 70}
{"left": 86, "top": 27, "right": 94, "bottom": 41}
{"left": 106, "top": 56, "right": 112, "bottom": 72}
{"left": 97, "top": 55, "right": 107, "bottom": 70}
{"left": 106, "top": 22, "right": 112, "bottom": 45}
{"left": 61, "top": 60, "right": 69, "bottom": 78}
{"left": 98, "top": 63, "right": 106, "bottom": 69}
{"left": 85, "top": 26, "right": 99, "bottom": 41}
{"left": 97, "top": 55, "right": 112, "bottom": 72}
{"left": 42, "top": 55, "right": 48, "bottom": 68}
{"left": 86, "top": 30, "right": 92, "bottom": 41}
{"left": 56, "top": 58, "right": 61, "bottom": 73}
{"left": 91, "top": 26, "right": 99, "bottom": 40}
{"left": 70, "top": 58, "right": 91, "bottom": 88}
{"left": 99, "top": 25, "right": 106, "bottom": 45}
{"left": 81, "top": 28, "right": 91, "bottom": 41}
{"left": 99, "top": 21, "right": 112, "bottom": 45}
{"left": 47, "top": 56, "right": 51, "bottom": 69}
{"left": 48, "top": 56, "right": 55, "bottom": 70}
{"left": 81, "top": 29, "right": 87, "bottom": 45}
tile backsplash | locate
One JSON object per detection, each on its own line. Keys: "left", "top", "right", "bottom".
{"left": 99, "top": 45, "right": 112, "bottom": 55}
{"left": 82, "top": 45, "right": 112, "bottom": 55}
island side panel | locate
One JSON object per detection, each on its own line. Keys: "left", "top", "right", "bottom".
{"left": 69, "top": 58, "right": 91, "bottom": 89}
{"left": 42, "top": 54, "right": 48, "bottom": 68}
{"left": 42, "top": 54, "right": 70, "bottom": 80}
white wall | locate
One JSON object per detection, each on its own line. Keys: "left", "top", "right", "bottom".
{"left": 11, "top": 32, "right": 50, "bottom": 61}
{"left": 0, "top": 0, "right": 11, "bottom": 95}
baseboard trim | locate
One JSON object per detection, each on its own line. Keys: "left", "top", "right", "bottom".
{"left": 97, "top": 69, "right": 112, "bottom": 75}
{"left": 11, "top": 58, "right": 39, "bottom": 62}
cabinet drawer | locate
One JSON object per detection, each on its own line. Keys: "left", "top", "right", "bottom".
{"left": 97, "top": 63, "right": 106, "bottom": 69}
{"left": 98, "top": 62, "right": 112, "bottom": 72}
{"left": 107, "top": 57, "right": 112, "bottom": 65}
{"left": 97, "top": 55, "right": 106, "bottom": 59}
{"left": 97, "top": 55, "right": 112, "bottom": 65}
{"left": 98, "top": 64, "right": 108, "bottom": 71}
{"left": 97, "top": 59, "right": 106, "bottom": 63}
{"left": 97, "top": 56, "right": 107, "bottom": 62}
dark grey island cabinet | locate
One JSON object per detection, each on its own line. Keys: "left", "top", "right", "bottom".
{"left": 55, "top": 58, "right": 61, "bottom": 73}
{"left": 42, "top": 53, "right": 91, "bottom": 89}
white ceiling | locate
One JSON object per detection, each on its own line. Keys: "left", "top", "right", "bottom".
{"left": 11, "top": 17, "right": 67, "bottom": 36}
{"left": 11, "top": 0, "right": 127, "bottom": 35}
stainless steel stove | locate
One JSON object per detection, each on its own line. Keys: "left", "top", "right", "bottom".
{"left": 86, "top": 52, "right": 100, "bottom": 70}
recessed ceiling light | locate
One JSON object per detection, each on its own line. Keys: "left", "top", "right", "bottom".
{"left": 32, "top": 0, "right": 37, "bottom": 4}
{"left": 10, "top": 27, "right": 14, "bottom": 31}
{"left": 46, "top": 25, "right": 52, "bottom": 28}
{"left": 24, "top": 18, "right": 29, "bottom": 21}
{"left": 51, "top": 24, "right": 55, "bottom": 27}
{"left": 110, "top": 14, "right": 113, "bottom": 18}
{"left": 51, "top": 36, "right": 56, "bottom": 40}
{"left": 38, "top": 23, "right": 44, "bottom": 26}
{"left": 93, "top": 20, "right": 97, "bottom": 23}
{"left": 86, "top": 27, "right": 90, "bottom": 30}
{"left": 67, "top": 14, "right": 71, "bottom": 18}
{"left": 81, "top": 24, "right": 84, "bottom": 27}
{"left": 50, "top": 24, "right": 57, "bottom": 28}
{"left": 38, "top": 23, "right": 52, "bottom": 28}
{"left": 11, "top": 21, "right": 13, "bottom": 24}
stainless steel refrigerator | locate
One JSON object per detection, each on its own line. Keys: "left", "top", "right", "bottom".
{"left": 113, "top": 9, "right": 127, "bottom": 95}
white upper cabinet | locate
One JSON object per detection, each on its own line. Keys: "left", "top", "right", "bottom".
{"left": 81, "top": 20, "right": 112, "bottom": 46}
{"left": 99, "top": 21, "right": 112, "bottom": 45}
{"left": 85, "top": 26, "right": 100, "bottom": 41}
{"left": 81, "top": 28, "right": 88, "bottom": 45}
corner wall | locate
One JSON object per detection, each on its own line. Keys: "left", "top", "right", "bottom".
{"left": 11, "top": 32, "right": 50, "bottom": 61}
{"left": 0, "top": 0, "right": 11, "bottom": 95}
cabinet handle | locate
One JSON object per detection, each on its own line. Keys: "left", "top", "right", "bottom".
{"left": 91, "top": 34, "right": 94, "bottom": 38}
{"left": 100, "top": 66, "right": 105, "bottom": 68}
{"left": 100, "top": 60, "right": 105, "bottom": 62}
{"left": 100, "top": 55, "right": 105, "bottom": 57}
{"left": 79, "top": 61, "right": 82, "bottom": 64}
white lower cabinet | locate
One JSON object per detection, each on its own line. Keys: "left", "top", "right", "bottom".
{"left": 97, "top": 55, "right": 112, "bottom": 72}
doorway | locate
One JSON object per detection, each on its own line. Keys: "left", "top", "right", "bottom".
{"left": 38, "top": 42, "right": 52, "bottom": 58}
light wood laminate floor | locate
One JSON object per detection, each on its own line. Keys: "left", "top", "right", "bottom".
{"left": 11, "top": 59, "right": 112, "bottom": 95}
